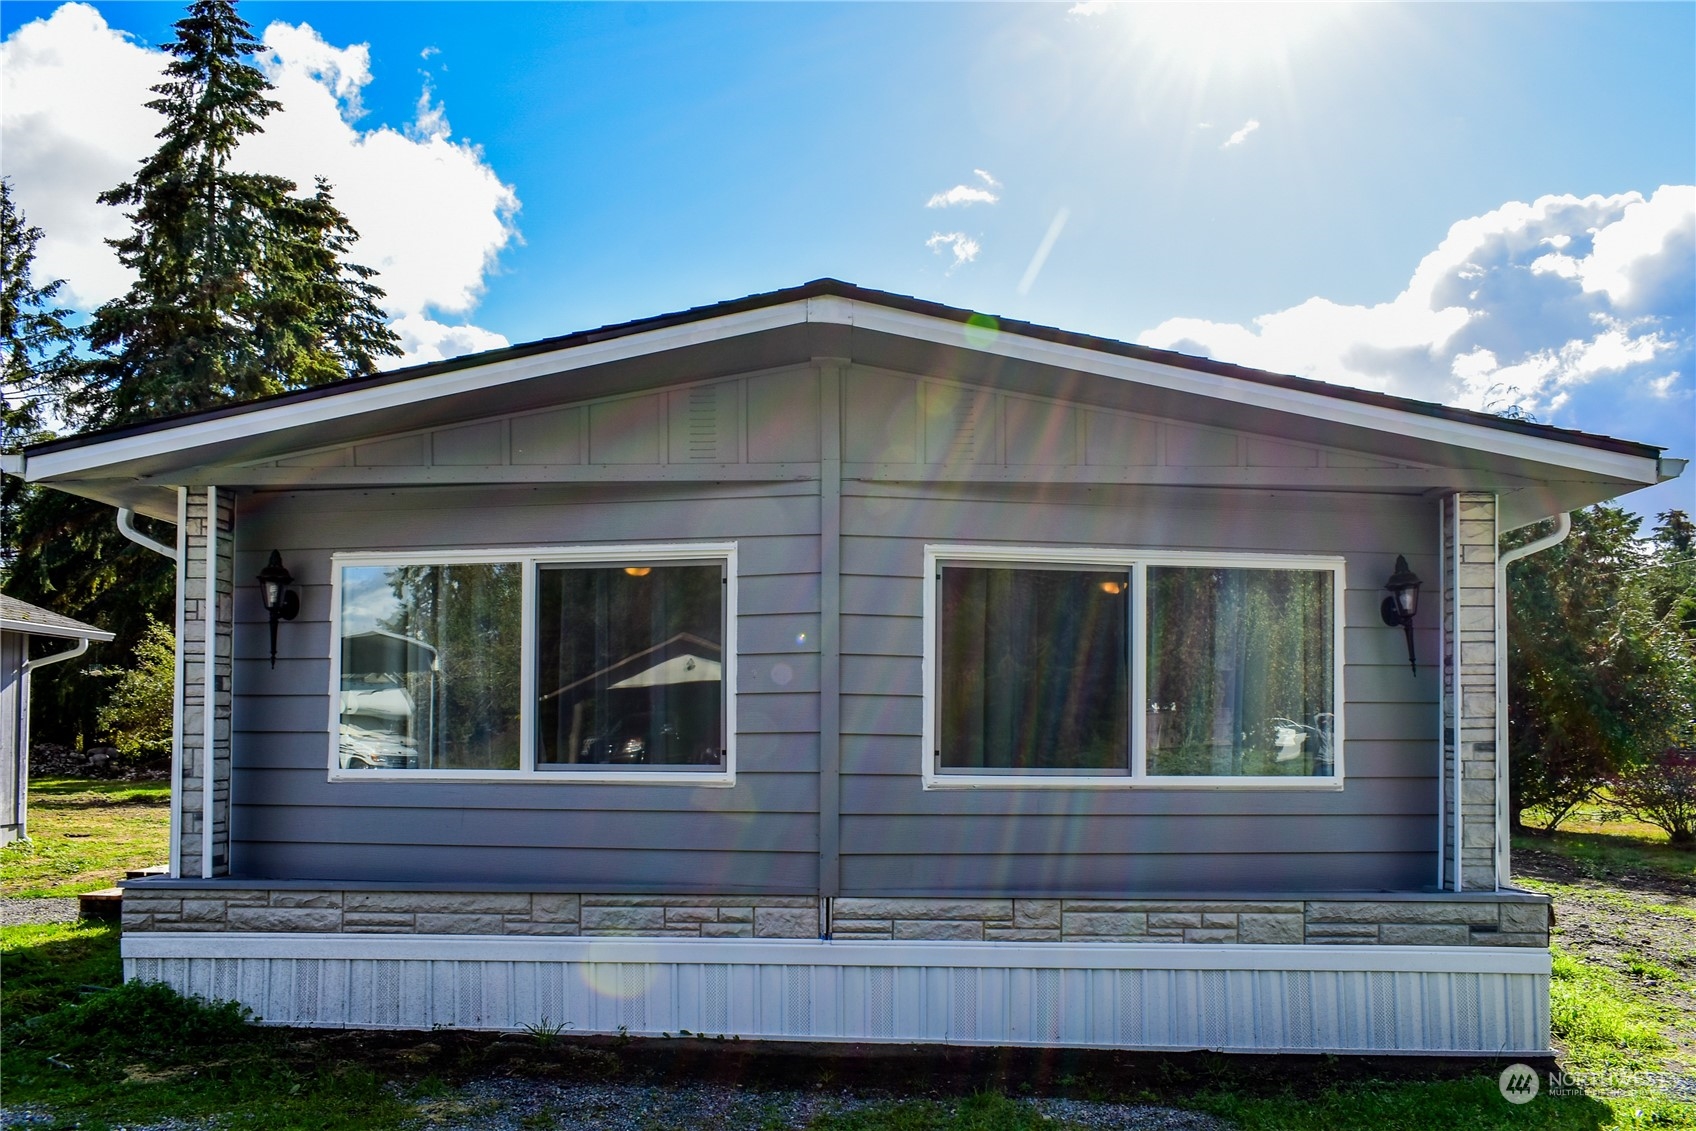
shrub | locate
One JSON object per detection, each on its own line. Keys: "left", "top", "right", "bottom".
{"left": 13, "top": 979, "right": 253, "bottom": 1065}
{"left": 1611, "top": 747, "right": 1696, "bottom": 848}
{"left": 93, "top": 616, "right": 174, "bottom": 760}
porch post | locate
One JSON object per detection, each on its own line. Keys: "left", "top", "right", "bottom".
{"left": 1441, "top": 491, "right": 1500, "bottom": 891}
{"left": 178, "top": 487, "right": 234, "bottom": 878}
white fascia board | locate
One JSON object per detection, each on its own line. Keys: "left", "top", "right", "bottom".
{"left": 26, "top": 301, "right": 816, "bottom": 482}
{"left": 121, "top": 932, "right": 1552, "bottom": 976}
{"left": 27, "top": 292, "right": 1657, "bottom": 486}
{"left": 845, "top": 303, "right": 1661, "bottom": 485}
{"left": 0, "top": 619, "right": 115, "bottom": 642}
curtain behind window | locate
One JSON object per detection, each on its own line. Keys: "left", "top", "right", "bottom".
{"left": 939, "top": 566, "right": 1129, "bottom": 772}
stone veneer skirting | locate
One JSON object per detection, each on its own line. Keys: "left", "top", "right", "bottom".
{"left": 122, "top": 890, "right": 1549, "bottom": 948}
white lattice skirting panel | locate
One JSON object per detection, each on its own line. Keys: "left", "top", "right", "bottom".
{"left": 123, "top": 935, "right": 1550, "bottom": 1055}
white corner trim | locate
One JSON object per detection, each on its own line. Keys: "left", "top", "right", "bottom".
{"left": 1452, "top": 496, "right": 1464, "bottom": 892}
{"left": 120, "top": 932, "right": 1552, "bottom": 976}
{"left": 201, "top": 487, "right": 217, "bottom": 880}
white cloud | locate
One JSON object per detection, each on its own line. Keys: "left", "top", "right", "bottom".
{"left": 1137, "top": 187, "right": 1694, "bottom": 431}
{"left": 927, "top": 168, "right": 1001, "bottom": 208}
{"left": 1068, "top": 2, "right": 1115, "bottom": 15}
{"left": 927, "top": 231, "right": 981, "bottom": 269}
{"left": 0, "top": 3, "right": 165, "bottom": 307}
{"left": 259, "top": 20, "right": 370, "bottom": 122}
{"left": 0, "top": 3, "right": 519, "bottom": 365}
{"left": 1580, "top": 186, "right": 1695, "bottom": 309}
{"left": 927, "top": 185, "right": 998, "bottom": 208}
{"left": 1221, "top": 119, "right": 1261, "bottom": 149}
{"left": 388, "top": 312, "right": 510, "bottom": 368}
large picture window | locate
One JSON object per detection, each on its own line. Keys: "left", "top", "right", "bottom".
{"left": 330, "top": 545, "right": 734, "bottom": 783}
{"left": 925, "top": 546, "right": 1343, "bottom": 789}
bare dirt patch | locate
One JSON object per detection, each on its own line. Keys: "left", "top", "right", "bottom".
{"left": 1515, "top": 844, "right": 1696, "bottom": 1071}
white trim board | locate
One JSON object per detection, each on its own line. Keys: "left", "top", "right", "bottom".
{"left": 25, "top": 295, "right": 1659, "bottom": 487}
{"left": 123, "top": 932, "right": 1551, "bottom": 1054}
{"left": 123, "top": 933, "right": 1552, "bottom": 975}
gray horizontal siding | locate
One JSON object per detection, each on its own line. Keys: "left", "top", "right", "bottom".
{"left": 235, "top": 768, "right": 818, "bottom": 812}
{"left": 834, "top": 485, "right": 1442, "bottom": 895}
{"left": 839, "top": 773, "right": 1434, "bottom": 816}
{"left": 838, "top": 814, "right": 1429, "bottom": 854}
{"left": 224, "top": 448, "right": 1453, "bottom": 896}
{"left": 230, "top": 482, "right": 820, "bottom": 891}
{"left": 238, "top": 806, "right": 816, "bottom": 852}
{"left": 839, "top": 852, "right": 1433, "bottom": 896}
{"left": 839, "top": 735, "right": 1433, "bottom": 781}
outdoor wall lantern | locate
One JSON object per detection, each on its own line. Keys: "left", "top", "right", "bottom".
{"left": 1380, "top": 554, "right": 1423, "bottom": 674}
{"left": 257, "top": 550, "right": 300, "bottom": 669}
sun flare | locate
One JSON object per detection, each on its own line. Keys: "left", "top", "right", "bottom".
{"left": 1120, "top": 2, "right": 1346, "bottom": 72}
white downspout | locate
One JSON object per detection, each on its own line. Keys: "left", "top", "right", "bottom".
{"left": 117, "top": 502, "right": 185, "bottom": 877}
{"left": 117, "top": 508, "right": 177, "bottom": 560}
{"left": 1495, "top": 512, "right": 1572, "bottom": 889}
{"left": 16, "top": 639, "right": 91, "bottom": 841}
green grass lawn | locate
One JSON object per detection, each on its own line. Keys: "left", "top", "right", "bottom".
{"left": 4, "top": 779, "right": 1693, "bottom": 1129}
{"left": 1518, "top": 797, "right": 1696, "bottom": 887}
{"left": 1, "top": 777, "right": 171, "bottom": 897}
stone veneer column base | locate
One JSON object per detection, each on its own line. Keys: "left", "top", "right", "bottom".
{"left": 122, "top": 889, "right": 1551, "bottom": 949}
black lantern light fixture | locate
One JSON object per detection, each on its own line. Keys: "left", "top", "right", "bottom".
{"left": 1380, "top": 554, "right": 1423, "bottom": 674}
{"left": 257, "top": 550, "right": 299, "bottom": 668}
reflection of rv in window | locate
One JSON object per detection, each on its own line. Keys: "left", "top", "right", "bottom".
{"left": 338, "top": 629, "right": 438, "bottom": 770}
{"left": 539, "top": 631, "right": 723, "bottom": 768}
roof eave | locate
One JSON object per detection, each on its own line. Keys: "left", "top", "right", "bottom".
{"left": 18, "top": 281, "right": 1669, "bottom": 493}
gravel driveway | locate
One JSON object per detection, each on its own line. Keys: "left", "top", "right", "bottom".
{"left": 401, "top": 1079, "right": 1234, "bottom": 1130}
{"left": 0, "top": 897, "right": 81, "bottom": 927}
{"left": 5, "top": 1082, "right": 1230, "bottom": 1131}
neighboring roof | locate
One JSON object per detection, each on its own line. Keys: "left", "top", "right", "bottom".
{"left": 0, "top": 595, "right": 116, "bottom": 642}
{"left": 21, "top": 279, "right": 1665, "bottom": 461}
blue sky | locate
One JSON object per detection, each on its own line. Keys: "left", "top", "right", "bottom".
{"left": 3, "top": 2, "right": 1692, "bottom": 520}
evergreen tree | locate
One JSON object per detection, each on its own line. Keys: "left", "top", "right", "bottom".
{"left": 6, "top": 0, "right": 401, "bottom": 747}
{"left": 71, "top": 0, "right": 398, "bottom": 428}
{"left": 0, "top": 178, "right": 78, "bottom": 445}
{"left": 1647, "top": 510, "right": 1696, "bottom": 641}
{"left": 1507, "top": 505, "right": 1692, "bottom": 830}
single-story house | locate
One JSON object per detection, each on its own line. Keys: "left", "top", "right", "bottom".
{"left": 10, "top": 280, "right": 1683, "bottom": 1053}
{"left": 1, "top": 595, "right": 114, "bottom": 844}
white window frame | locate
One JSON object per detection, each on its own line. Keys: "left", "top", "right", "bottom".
{"left": 922, "top": 544, "right": 1345, "bottom": 791}
{"left": 328, "top": 542, "right": 737, "bottom": 786}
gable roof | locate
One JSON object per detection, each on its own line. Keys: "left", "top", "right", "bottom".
{"left": 0, "top": 595, "right": 115, "bottom": 642}
{"left": 11, "top": 279, "right": 1678, "bottom": 526}
{"left": 20, "top": 279, "right": 1666, "bottom": 460}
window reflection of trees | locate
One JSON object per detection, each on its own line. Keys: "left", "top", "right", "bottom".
{"left": 374, "top": 563, "right": 522, "bottom": 770}
{"left": 1147, "top": 567, "right": 1333, "bottom": 777}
